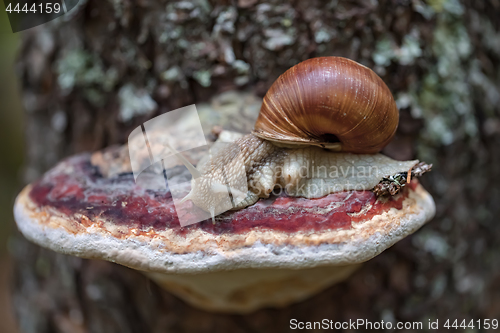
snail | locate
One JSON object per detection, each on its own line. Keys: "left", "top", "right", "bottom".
{"left": 178, "top": 57, "right": 413, "bottom": 221}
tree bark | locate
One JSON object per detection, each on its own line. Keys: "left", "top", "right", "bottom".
{"left": 12, "top": 0, "right": 500, "bottom": 332}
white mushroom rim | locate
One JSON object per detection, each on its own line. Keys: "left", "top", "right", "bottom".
{"left": 14, "top": 183, "right": 435, "bottom": 274}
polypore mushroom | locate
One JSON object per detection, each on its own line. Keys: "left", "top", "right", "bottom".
{"left": 14, "top": 58, "right": 435, "bottom": 313}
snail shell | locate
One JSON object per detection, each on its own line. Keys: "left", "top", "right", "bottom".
{"left": 253, "top": 57, "right": 399, "bottom": 154}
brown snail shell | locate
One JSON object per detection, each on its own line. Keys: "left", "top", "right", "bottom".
{"left": 252, "top": 57, "right": 399, "bottom": 154}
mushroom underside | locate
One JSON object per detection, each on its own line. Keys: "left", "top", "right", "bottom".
{"left": 145, "top": 265, "right": 361, "bottom": 313}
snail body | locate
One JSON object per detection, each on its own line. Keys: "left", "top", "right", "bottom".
{"left": 183, "top": 134, "right": 280, "bottom": 217}
{"left": 182, "top": 57, "right": 407, "bottom": 219}
{"left": 184, "top": 134, "right": 418, "bottom": 218}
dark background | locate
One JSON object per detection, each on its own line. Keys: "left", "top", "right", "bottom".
{"left": 2, "top": 0, "right": 500, "bottom": 332}
{"left": 0, "top": 5, "right": 22, "bottom": 333}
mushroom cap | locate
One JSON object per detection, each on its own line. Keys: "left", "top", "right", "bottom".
{"left": 14, "top": 150, "right": 435, "bottom": 275}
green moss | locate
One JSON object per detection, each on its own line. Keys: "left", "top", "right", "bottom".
{"left": 232, "top": 60, "right": 251, "bottom": 86}
{"left": 118, "top": 83, "right": 157, "bottom": 122}
{"left": 412, "top": 230, "right": 449, "bottom": 260}
{"left": 281, "top": 18, "right": 292, "bottom": 28}
{"left": 392, "top": 0, "right": 483, "bottom": 162}
{"left": 373, "top": 37, "right": 395, "bottom": 67}
{"left": 417, "top": 13, "right": 476, "bottom": 148}
{"left": 427, "top": 0, "right": 447, "bottom": 12}
{"left": 161, "top": 67, "right": 182, "bottom": 82}
{"left": 56, "top": 49, "right": 118, "bottom": 106}
{"left": 314, "top": 28, "right": 332, "bottom": 44}
{"left": 193, "top": 70, "right": 212, "bottom": 87}
{"left": 398, "top": 33, "right": 422, "bottom": 66}
{"left": 373, "top": 31, "right": 422, "bottom": 67}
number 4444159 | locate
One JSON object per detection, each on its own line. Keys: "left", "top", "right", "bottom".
{"left": 5, "top": 2, "right": 62, "bottom": 14}
{"left": 444, "top": 319, "right": 498, "bottom": 330}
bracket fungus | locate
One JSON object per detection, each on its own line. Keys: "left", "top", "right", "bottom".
{"left": 14, "top": 58, "right": 436, "bottom": 313}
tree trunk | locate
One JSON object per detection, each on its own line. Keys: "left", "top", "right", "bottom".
{"left": 12, "top": 0, "right": 500, "bottom": 332}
